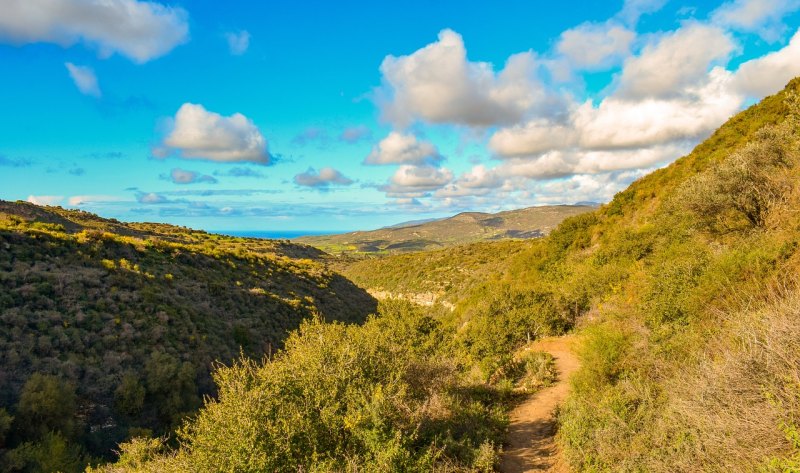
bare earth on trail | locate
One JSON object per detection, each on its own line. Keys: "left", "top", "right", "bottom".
{"left": 499, "top": 336, "right": 579, "bottom": 473}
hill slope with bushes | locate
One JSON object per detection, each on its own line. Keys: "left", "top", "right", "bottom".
{"left": 342, "top": 78, "right": 800, "bottom": 471}
{"left": 296, "top": 205, "right": 593, "bottom": 255}
{"left": 0, "top": 202, "right": 376, "bottom": 468}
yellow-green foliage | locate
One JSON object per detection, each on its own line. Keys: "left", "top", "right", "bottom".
{"left": 553, "top": 83, "right": 800, "bottom": 471}
{"left": 92, "top": 301, "right": 508, "bottom": 472}
{"left": 0, "top": 201, "right": 377, "bottom": 467}
{"left": 339, "top": 78, "right": 800, "bottom": 471}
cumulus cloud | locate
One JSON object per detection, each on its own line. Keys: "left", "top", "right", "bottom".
{"left": 616, "top": 23, "right": 735, "bottom": 100}
{"left": 435, "top": 165, "right": 504, "bottom": 198}
{"left": 158, "top": 103, "right": 270, "bottom": 164}
{"left": 489, "top": 120, "right": 577, "bottom": 157}
{"left": 162, "top": 168, "right": 218, "bottom": 184}
{"left": 712, "top": 0, "right": 800, "bottom": 41}
{"left": 136, "top": 191, "right": 170, "bottom": 204}
{"left": 557, "top": 22, "right": 635, "bottom": 70}
{"left": 380, "top": 165, "right": 453, "bottom": 197}
{"left": 0, "top": 0, "right": 189, "bottom": 63}
{"left": 733, "top": 28, "right": 800, "bottom": 96}
{"left": 530, "top": 170, "right": 650, "bottom": 205}
{"left": 496, "top": 143, "right": 687, "bottom": 179}
{"left": 619, "top": 0, "right": 669, "bottom": 24}
{"left": 65, "top": 62, "right": 101, "bottom": 97}
{"left": 27, "top": 195, "right": 63, "bottom": 206}
{"left": 67, "top": 195, "right": 123, "bottom": 206}
{"left": 365, "top": 132, "right": 442, "bottom": 165}
{"left": 339, "top": 125, "right": 372, "bottom": 144}
{"left": 293, "top": 167, "right": 354, "bottom": 188}
{"left": 580, "top": 72, "right": 740, "bottom": 149}
{"left": 378, "top": 29, "right": 544, "bottom": 126}
{"left": 225, "top": 30, "right": 250, "bottom": 55}
{"left": 491, "top": 68, "right": 741, "bottom": 159}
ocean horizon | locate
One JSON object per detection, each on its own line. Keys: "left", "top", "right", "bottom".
{"left": 212, "top": 230, "right": 343, "bottom": 240}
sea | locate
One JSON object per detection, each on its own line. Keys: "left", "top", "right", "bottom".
{"left": 212, "top": 230, "right": 337, "bottom": 240}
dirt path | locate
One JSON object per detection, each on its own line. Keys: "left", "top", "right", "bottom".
{"left": 499, "top": 335, "right": 580, "bottom": 473}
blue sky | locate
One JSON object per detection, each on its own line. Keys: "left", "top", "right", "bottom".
{"left": 1, "top": 0, "right": 800, "bottom": 232}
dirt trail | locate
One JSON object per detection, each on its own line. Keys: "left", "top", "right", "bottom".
{"left": 499, "top": 335, "right": 579, "bottom": 473}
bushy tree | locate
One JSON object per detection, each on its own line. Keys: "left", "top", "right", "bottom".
{"left": 5, "top": 431, "right": 85, "bottom": 473}
{"left": 675, "top": 124, "right": 797, "bottom": 232}
{"left": 15, "top": 373, "right": 78, "bottom": 440}
{"left": 115, "top": 373, "right": 146, "bottom": 416}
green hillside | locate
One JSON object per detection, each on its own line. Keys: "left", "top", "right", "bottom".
{"left": 342, "top": 78, "right": 800, "bottom": 471}
{"left": 4, "top": 79, "right": 800, "bottom": 472}
{"left": 296, "top": 205, "right": 594, "bottom": 255}
{"left": 0, "top": 202, "right": 376, "bottom": 466}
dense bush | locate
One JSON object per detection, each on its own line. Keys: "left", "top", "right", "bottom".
{"left": 91, "top": 301, "right": 508, "bottom": 472}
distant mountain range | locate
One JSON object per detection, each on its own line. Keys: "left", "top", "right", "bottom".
{"left": 296, "top": 204, "right": 595, "bottom": 254}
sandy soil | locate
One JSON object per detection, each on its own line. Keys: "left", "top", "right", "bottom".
{"left": 499, "top": 336, "right": 579, "bottom": 473}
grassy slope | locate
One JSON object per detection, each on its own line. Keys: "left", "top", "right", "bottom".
{"left": 341, "top": 78, "right": 800, "bottom": 470}
{"left": 296, "top": 205, "right": 593, "bottom": 255}
{"left": 0, "top": 201, "right": 376, "bottom": 456}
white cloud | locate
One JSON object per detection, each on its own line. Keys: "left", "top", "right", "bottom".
{"left": 435, "top": 165, "right": 504, "bottom": 198}
{"left": 378, "top": 29, "right": 543, "bottom": 126}
{"left": 380, "top": 165, "right": 453, "bottom": 197}
{"left": 491, "top": 67, "right": 742, "bottom": 158}
{"left": 619, "top": 0, "right": 669, "bottom": 25}
{"left": 27, "top": 195, "right": 63, "bottom": 206}
{"left": 490, "top": 120, "right": 578, "bottom": 157}
{"left": 577, "top": 68, "right": 742, "bottom": 149}
{"left": 557, "top": 22, "right": 635, "bottom": 70}
{"left": 0, "top": 0, "right": 189, "bottom": 63}
{"left": 65, "top": 62, "right": 101, "bottom": 97}
{"left": 712, "top": 0, "right": 800, "bottom": 41}
{"left": 531, "top": 171, "right": 649, "bottom": 205}
{"left": 365, "top": 132, "right": 442, "bottom": 165}
{"left": 293, "top": 167, "right": 353, "bottom": 188}
{"left": 225, "top": 30, "right": 250, "bottom": 55}
{"left": 136, "top": 192, "right": 169, "bottom": 204}
{"left": 67, "top": 195, "right": 123, "bottom": 206}
{"left": 496, "top": 143, "right": 687, "bottom": 179}
{"left": 733, "top": 28, "right": 800, "bottom": 96}
{"left": 455, "top": 165, "right": 503, "bottom": 189}
{"left": 164, "top": 168, "right": 218, "bottom": 184}
{"left": 159, "top": 103, "right": 270, "bottom": 164}
{"left": 616, "top": 23, "right": 735, "bottom": 100}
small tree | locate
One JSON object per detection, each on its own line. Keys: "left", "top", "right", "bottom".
{"left": 16, "top": 373, "right": 78, "bottom": 440}
{"left": 675, "top": 125, "right": 796, "bottom": 232}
